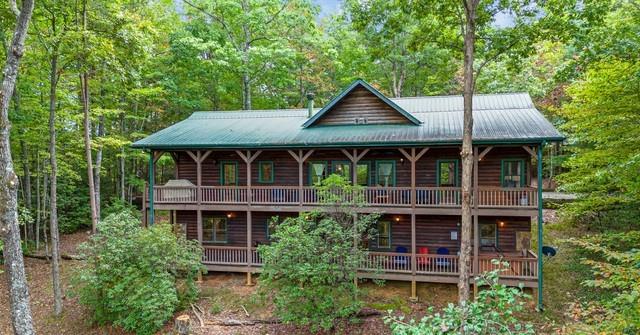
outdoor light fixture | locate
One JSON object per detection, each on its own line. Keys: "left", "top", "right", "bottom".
{"left": 395, "top": 216, "right": 401, "bottom": 222}
{"left": 227, "top": 213, "right": 233, "bottom": 218}
{"left": 499, "top": 221, "right": 505, "bottom": 227}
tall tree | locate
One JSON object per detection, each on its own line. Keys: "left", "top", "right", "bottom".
{"left": 79, "top": 0, "right": 99, "bottom": 233}
{"left": 458, "top": 0, "right": 478, "bottom": 308}
{"left": 0, "top": 0, "right": 36, "bottom": 334}
{"left": 182, "top": 0, "right": 314, "bottom": 110}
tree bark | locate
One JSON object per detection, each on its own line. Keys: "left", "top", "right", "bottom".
{"left": 49, "top": 50, "right": 63, "bottom": 316}
{"left": 93, "top": 114, "right": 104, "bottom": 219}
{"left": 119, "top": 112, "right": 125, "bottom": 201}
{"left": 36, "top": 155, "right": 41, "bottom": 250}
{"left": 0, "top": 1, "right": 36, "bottom": 334}
{"left": 80, "top": 0, "right": 99, "bottom": 233}
{"left": 458, "top": 0, "right": 478, "bottom": 313}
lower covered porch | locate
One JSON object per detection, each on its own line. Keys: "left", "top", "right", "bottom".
{"left": 174, "top": 210, "right": 538, "bottom": 287}
{"left": 200, "top": 246, "right": 538, "bottom": 287}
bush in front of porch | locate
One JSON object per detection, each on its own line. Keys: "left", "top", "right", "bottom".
{"left": 258, "top": 175, "right": 381, "bottom": 332}
{"left": 385, "top": 261, "right": 534, "bottom": 335}
{"left": 71, "top": 211, "right": 204, "bottom": 335}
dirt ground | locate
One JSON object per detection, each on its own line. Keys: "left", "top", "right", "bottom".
{"left": 1, "top": 210, "right": 574, "bottom": 334}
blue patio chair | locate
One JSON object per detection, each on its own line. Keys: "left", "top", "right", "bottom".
{"left": 435, "top": 247, "right": 451, "bottom": 267}
{"left": 394, "top": 246, "right": 409, "bottom": 269}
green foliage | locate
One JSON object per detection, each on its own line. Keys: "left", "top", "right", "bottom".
{"left": 57, "top": 177, "right": 92, "bottom": 233}
{"left": 557, "top": 60, "right": 640, "bottom": 223}
{"left": 385, "top": 262, "right": 534, "bottom": 335}
{"left": 258, "top": 175, "right": 380, "bottom": 331}
{"left": 102, "top": 198, "right": 139, "bottom": 219}
{"left": 73, "top": 211, "right": 203, "bottom": 335}
{"left": 567, "top": 232, "right": 640, "bottom": 333}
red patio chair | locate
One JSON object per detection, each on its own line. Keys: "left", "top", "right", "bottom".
{"left": 417, "top": 247, "right": 430, "bottom": 265}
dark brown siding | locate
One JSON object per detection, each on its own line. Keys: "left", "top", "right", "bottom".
{"left": 171, "top": 146, "right": 532, "bottom": 188}
{"left": 315, "top": 86, "right": 413, "bottom": 126}
{"left": 478, "top": 147, "right": 532, "bottom": 187}
{"left": 178, "top": 210, "right": 531, "bottom": 253}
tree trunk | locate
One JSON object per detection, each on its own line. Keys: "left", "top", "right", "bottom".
{"left": 43, "top": 170, "right": 50, "bottom": 260}
{"left": 49, "top": 52, "right": 63, "bottom": 316}
{"left": 81, "top": 74, "right": 99, "bottom": 233}
{"left": 458, "top": 0, "right": 478, "bottom": 318}
{"left": 36, "top": 155, "right": 41, "bottom": 250}
{"left": 0, "top": 1, "right": 36, "bottom": 334}
{"left": 93, "top": 114, "right": 104, "bottom": 219}
{"left": 20, "top": 141, "right": 32, "bottom": 214}
{"left": 120, "top": 112, "right": 126, "bottom": 201}
{"left": 80, "top": 0, "right": 99, "bottom": 233}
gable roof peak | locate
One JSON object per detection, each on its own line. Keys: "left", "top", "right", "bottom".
{"left": 302, "top": 79, "right": 422, "bottom": 128}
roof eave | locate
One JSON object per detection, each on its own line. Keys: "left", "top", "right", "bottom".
{"left": 131, "top": 136, "right": 565, "bottom": 150}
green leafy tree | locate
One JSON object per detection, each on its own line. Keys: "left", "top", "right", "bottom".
{"left": 73, "top": 212, "right": 203, "bottom": 335}
{"left": 258, "top": 175, "right": 380, "bottom": 331}
{"left": 385, "top": 261, "right": 534, "bottom": 335}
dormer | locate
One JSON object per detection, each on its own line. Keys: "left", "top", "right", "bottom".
{"left": 302, "top": 79, "right": 421, "bottom": 128}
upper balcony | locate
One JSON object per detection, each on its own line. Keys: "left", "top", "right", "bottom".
{"left": 146, "top": 184, "right": 538, "bottom": 210}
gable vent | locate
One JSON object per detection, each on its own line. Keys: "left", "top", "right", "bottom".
{"left": 354, "top": 117, "right": 368, "bottom": 124}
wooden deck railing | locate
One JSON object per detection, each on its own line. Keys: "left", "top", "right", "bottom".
{"left": 201, "top": 186, "right": 247, "bottom": 204}
{"left": 149, "top": 186, "right": 537, "bottom": 209}
{"left": 152, "top": 186, "right": 197, "bottom": 203}
{"left": 201, "top": 246, "right": 538, "bottom": 280}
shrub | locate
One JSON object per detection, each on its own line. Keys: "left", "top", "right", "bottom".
{"left": 567, "top": 231, "right": 640, "bottom": 334}
{"left": 258, "top": 175, "right": 379, "bottom": 332}
{"left": 73, "top": 211, "right": 203, "bottom": 335}
{"left": 385, "top": 262, "right": 534, "bottom": 335}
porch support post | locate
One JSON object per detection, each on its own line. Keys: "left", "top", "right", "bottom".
{"left": 142, "top": 181, "right": 147, "bottom": 227}
{"left": 537, "top": 142, "right": 544, "bottom": 310}
{"left": 195, "top": 151, "right": 203, "bottom": 244}
{"left": 236, "top": 150, "right": 262, "bottom": 286}
{"left": 399, "top": 147, "right": 428, "bottom": 301}
{"left": 288, "top": 149, "right": 314, "bottom": 206}
{"left": 148, "top": 151, "right": 155, "bottom": 226}
{"left": 473, "top": 146, "right": 479, "bottom": 296}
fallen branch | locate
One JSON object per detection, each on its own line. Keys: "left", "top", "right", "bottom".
{"left": 191, "top": 304, "right": 205, "bottom": 328}
{"left": 356, "top": 307, "right": 382, "bottom": 317}
{"left": 241, "top": 305, "right": 250, "bottom": 317}
{"left": 24, "top": 253, "right": 85, "bottom": 261}
{"left": 204, "top": 308, "right": 381, "bottom": 327}
{"left": 205, "top": 318, "right": 279, "bottom": 326}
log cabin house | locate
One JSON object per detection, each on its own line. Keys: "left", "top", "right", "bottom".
{"left": 132, "top": 79, "right": 563, "bottom": 304}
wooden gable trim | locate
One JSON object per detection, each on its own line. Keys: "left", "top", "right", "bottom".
{"left": 302, "top": 79, "right": 421, "bottom": 128}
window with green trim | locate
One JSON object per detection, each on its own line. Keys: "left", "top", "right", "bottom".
{"left": 377, "top": 221, "right": 392, "bottom": 249}
{"left": 356, "top": 161, "right": 371, "bottom": 186}
{"left": 309, "top": 161, "right": 328, "bottom": 185}
{"left": 258, "top": 161, "right": 274, "bottom": 183}
{"left": 375, "top": 160, "right": 396, "bottom": 187}
{"left": 332, "top": 161, "right": 351, "bottom": 181}
{"left": 203, "top": 217, "right": 227, "bottom": 243}
{"left": 437, "top": 160, "right": 459, "bottom": 186}
{"left": 501, "top": 159, "right": 525, "bottom": 187}
{"left": 479, "top": 222, "right": 497, "bottom": 247}
{"left": 220, "top": 161, "right": 238, "bottom": 185}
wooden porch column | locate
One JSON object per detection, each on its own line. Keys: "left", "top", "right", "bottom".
{"left": 142, "top": 181, "right": 147, "bottom": 227}
{"left": 399, "top": 148, "right": 429, "bottom": 301}
{"left": 148, "top": 151, "right": 155, "bottom": 226}
{"left": 187, "top": 150, "right": 212, "bottom": 245}
{"left": 341, "top": 149, "right": 369, "bottom": 290}
{"left": 473, "top": 146, "right": 479, "bottom": 296}
{"left": 237, "top": 150, "right": 262, "bottom": 286}
{"left": 288, "top": 149, "right": 314, "bottom": 207}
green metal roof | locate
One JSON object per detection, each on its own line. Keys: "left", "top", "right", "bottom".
{"left": 302, "top": 79, "right": 422, "bottom": 127}
{"left": 132, "top": 92, "right": 564, "bottom": 150}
